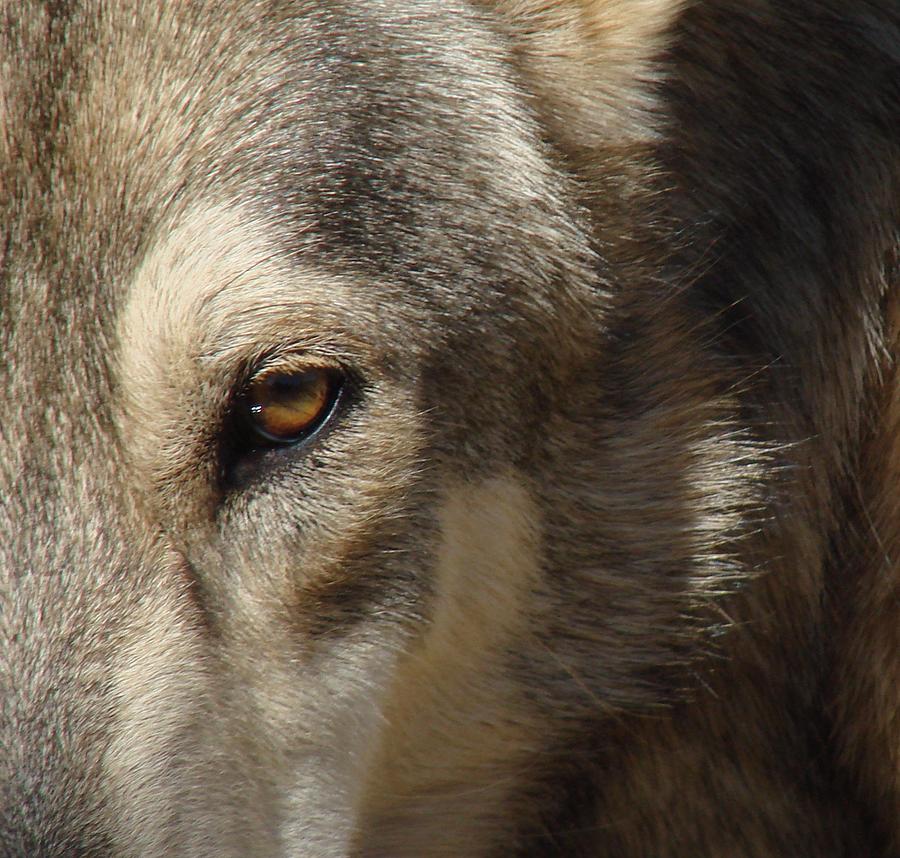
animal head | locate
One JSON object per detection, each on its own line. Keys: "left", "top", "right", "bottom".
{"left": 3, "top": 1, "right": 896, "bottom": 856}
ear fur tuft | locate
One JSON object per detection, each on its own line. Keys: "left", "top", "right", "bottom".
{"left": 475, "top": 0, "right": 684, "bottom": 148}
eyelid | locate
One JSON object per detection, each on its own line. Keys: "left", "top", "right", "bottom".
{"left": 241, "top": 351, "right": 346, "bottom": 385}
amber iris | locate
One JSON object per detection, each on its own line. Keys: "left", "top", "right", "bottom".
{"left": 241, "top": 367, "right": 337, "bottom": 444}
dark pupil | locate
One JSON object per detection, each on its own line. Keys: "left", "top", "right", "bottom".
{"left": 269, "top": 372, "right": 312, "bottom": 402}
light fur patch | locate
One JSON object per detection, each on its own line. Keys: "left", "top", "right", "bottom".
{"left": 422, "top": 474, "right": 543, "bottom": 666}
{"left": 117, "top": 204, "right": 286, "bottom": 488}
{"left": 356, "top": 474, "right": 543, "bottom": 856}
{"left": 116, "top": 202, "right": 389, "bottom": 494}
{"left": 477, "top": 0, "right": 684, "bottom": 144}
{"left": 101, "top": 550, "right": 265, "bottom": 857}
{"left": 102, "top": 547, "right": 402, "bottom": 857}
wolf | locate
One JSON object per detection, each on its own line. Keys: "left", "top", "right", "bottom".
{"left": 1, "top": 0, "right": 897, "bottom": 855}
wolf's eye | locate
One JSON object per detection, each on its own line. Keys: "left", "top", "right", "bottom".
{"left": 239, "top": 367, "right": 342, "bottom": 445}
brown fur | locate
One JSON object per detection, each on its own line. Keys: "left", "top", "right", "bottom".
{"left": 0, "top": 1, "right": 897, "bottom": 856}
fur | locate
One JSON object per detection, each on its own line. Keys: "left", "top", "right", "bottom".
{"left": 0, "top": 1, "right": 897, "bottom": 855}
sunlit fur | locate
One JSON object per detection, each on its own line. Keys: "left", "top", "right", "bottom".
{"left": 0, "top": 1, "right": 897, "bottom": 856}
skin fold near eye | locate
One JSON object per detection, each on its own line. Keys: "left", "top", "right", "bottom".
{"left": 242, "top": 368, "right": 336, "bottom": 444}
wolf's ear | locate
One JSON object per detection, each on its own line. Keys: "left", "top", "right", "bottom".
{"left": 475, "top": 0, "right": 683, "bottom": 152}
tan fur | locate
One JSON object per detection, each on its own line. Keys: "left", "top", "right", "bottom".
{"left": 356, "top": 476, "right": 545, "bottom": 856}
{"left": 477, "top": 0, "right": 683, "bottom": 143}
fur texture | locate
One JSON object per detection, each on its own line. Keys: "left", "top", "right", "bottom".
{"left": 0, "top": 1, "right": 897, "bottom": 855}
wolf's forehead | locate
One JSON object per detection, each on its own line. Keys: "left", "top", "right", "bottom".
{"left": 2, "top": 1, "right": 570, "bottom": 304}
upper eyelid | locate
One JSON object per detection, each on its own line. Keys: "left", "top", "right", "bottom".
{"left": 235, "top": 351, "right": 347, "bottom": 389}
